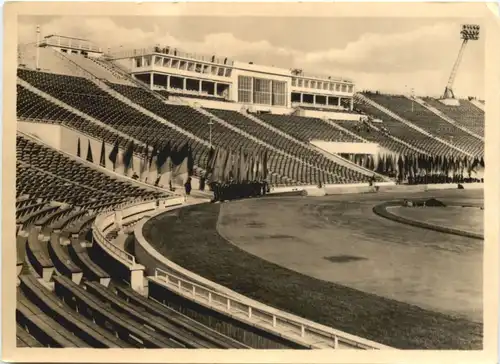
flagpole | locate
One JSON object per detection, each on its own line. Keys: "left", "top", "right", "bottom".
{"left": 36, "top": 25, "right": 41, "bottom": 70}
{"left": 208, "top": 119, "right": 214, "bottom": 148}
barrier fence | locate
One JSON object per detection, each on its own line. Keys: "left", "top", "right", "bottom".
{"left": 93, "top": 196, "right": 394, "bottom": 350}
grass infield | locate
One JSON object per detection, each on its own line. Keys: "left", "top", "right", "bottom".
{"left": 143, "top": 202, "right": 482, "bottom": 349}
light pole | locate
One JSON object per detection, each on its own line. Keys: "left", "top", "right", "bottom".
{"left": 411, "top": 87, "right": 415, "bottom": 112}
{"left": 443, "top": 24, "right": 480, "bottom": 99}
{"left": 208, "top": 119, "right": 214, "bottom": 147}
{"left": 36, "top": 25, "right": 40, "bottom": 70}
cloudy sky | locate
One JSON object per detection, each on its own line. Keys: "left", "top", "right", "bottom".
{"left": 18, "top": 15, "right": 485, "bottom": 98}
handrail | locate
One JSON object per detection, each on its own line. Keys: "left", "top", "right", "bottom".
{"left": 132, "top": 201, "right": 395, "bottom": 350}
{"left": 150, "top": 267, "right": 391, "bottom": 350}
{"left": 92, "top": 196, "right": 185, "bottom": 269}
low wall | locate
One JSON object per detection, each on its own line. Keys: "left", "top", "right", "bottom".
{"left": 373, "top": 201, "right": 483, "bottom": 240}
{"left": 133, "top": 202, "right": 393, "bottom": 350}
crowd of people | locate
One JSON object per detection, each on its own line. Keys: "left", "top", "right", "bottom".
{"left": 406, "top": 174, "right": 483, "bottom": 185}
{"left": 208, "top": 180, "right": 269, "bottom": 203}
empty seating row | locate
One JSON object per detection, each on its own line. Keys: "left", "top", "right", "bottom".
{"left": 422, "top": 97, "right": 485, "bottom": 137}
{"left": 333, "top": 120, "right": 416, "bottom": 155}
{"left": 361, "top": 93, "right": 483, "bottom": 157}
{"left": 255, "top": 113, "right": 359, "bottom": 144}
{"left": 354, "top": 97, "right": 461, "bottom": 156}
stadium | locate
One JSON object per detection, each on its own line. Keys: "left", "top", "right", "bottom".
{"left": 14, "top": 17, "right": 484, "bottom": 351}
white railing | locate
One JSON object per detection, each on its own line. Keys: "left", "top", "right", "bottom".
{"left": 151, "top": 267, "right": 392, "bottom": 350}
{"left": 92, "top": 223, "right": 138, "bottom": 266}
{"left": 92, "top": 197, "right": 184, "bottom": 269}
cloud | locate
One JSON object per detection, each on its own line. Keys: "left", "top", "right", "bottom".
{"left": 18, "top": 16, "right": 483, "bottom": 98}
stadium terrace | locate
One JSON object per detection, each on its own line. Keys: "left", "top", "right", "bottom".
{"left": 14, "top": 23, "right": 484, "bottom": 352}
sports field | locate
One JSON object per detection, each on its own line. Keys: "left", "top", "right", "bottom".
{"left": 143, "top": 189, "right": 483, "bottom": 349}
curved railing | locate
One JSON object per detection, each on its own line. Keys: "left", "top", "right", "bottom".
{"left": 131, "top": 201, "right": 396, "bottom": 350}
{"left": 92, "top": 196, "right": 396, "bottom": 349}
{"left": 92, "top": 196, "right": 184, "bottom": 270}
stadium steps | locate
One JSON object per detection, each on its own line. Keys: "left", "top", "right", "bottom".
{"left": 17, "top": 110, "right": 173, "bottom": 197}
{"left": 17, "top": 289, "right": 89, "bottom": 348}
{"left": 52, "top": 275, "right": 184, "bottom": 348}
{"left": 68, "top": 237, "right": 111, "bottom": 286}
{"left": 411, "top": 96, "right": 483, "bottom": 140}
{"left": 194, "top": 106, "right": 347, "bottom": 180}
{"left": 17, "top": 78, "right": 144, "bottom": 147}
{"left": 321, "top": 118, "right": 368, "bottom": 143}
{"left": 470, "top": 99, "right": 485, "bottom": 112}
{"left": 34, "top": 53, "right": 366, "bottom": 184}
{"left": 16, "top": 323, "right": 44, "bottom": 347}
{"left": 83, "top": 280, "right": 218, "bottom": 348}
{"left": 19, "top": 275, "right": 128, "bottom": 347}
{"left": 241, "top": 111, "right": 390, "bottom": 181}
{"left": 356, "top": 93, "right": 474, "bottom": 157}
{"left": 114, "top": 284, "right": 249, "bottom": 349}
{"left": 421, "top": 97, "right": 485, "bottom": 137}
{"left": 334, "top": 119, "right": 427, "bottom": 155}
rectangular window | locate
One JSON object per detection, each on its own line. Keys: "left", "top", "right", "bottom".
{"left": 238, "top": 75, "right": 252, "bottom": 103}
{"left": 253, "top": 78, "right": 272, "bottom": 105}
{"left": 341, "top": 84, "right": 347, "bottom": 92}
{"left": 272, "top": 80, "right": 287, "bottom": 106}
{"left": 291, "top": 78, "right": 297, "bottom": 86}
{"left": 298, "top": 79, "right": 303, "bottom": 87}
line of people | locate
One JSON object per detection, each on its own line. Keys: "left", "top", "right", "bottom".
{"left": 406, "top": 174, "right": 483, "bottom": 185}
{"left": 209, "top": 180, "right": 269, "bottom": 203}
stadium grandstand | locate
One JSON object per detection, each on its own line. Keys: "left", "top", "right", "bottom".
{"left": 15, "top": 24, "right": 484, "bottom": 351}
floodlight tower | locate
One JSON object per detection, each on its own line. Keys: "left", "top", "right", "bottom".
{"left": 442, "top": 24, "right": 480, "bottom": 99}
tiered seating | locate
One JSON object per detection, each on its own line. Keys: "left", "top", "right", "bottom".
{"left": 17, "top": 289, "right": 88, "bottom": 347}
{"left": 255, "top": 113, "right": 359, "bottom": 143}
{"left": 107, "top": 82, "right": 374, "bottom": 184}
{"left": 18, "top": 69, "right": 212, "bottom": 176}
{"left": 422, "top": 97, "right": 485, "bottom": 137}
{"left": 18, "top": 85, "right": 146, "bottom": 154}
{"left": 16, "top": 135, "right": 164, "bottom": 205}
{"left": 205, "top": 108, "right": 376, "bottom": 183}
{"left": 361, "top": 93, "right": 482, "bottom": 157}
{"left": 355, "top": 96, "right": 460, "bottom": 156}
{"left": 15, "top": 137, "right": 253, "bottom": 348}
{"left": 18, "top": 69, "right": 381, "bottom": 185}
{"left": 334, "top": 120, "right": 417, "bottom": 155}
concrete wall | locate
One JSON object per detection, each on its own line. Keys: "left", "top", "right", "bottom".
{"left": 311, "top": 140, "right": 380, "bottom": 155}
{"left": 18, "top": 122, "right": 62, "bottom": 150}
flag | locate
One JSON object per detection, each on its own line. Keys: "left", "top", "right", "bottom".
{"left": 99, "top": 139, "right": 106, "bottom": 167}
{"left": 123, "top": 140, "right": 135, "bottom": 177}
{"left": 212, "top": 148, "right": 225, "bottom": 183}
{"left": 158, "top": 142, "right": 172, "bottom": 187}
{"left": 86, "top": 140, "right": 94, "bottom": 163}
{"left": 222, "top": 149, "right": 233, "bottom": 181}
{"left": 77, "top": 138, "right": 81, "bottom": 158}
{"left": 239, "top": 149, "right": 247, "bottom": 182}
{"left": 171, "top": 142, "right": 191, "bottom": 185}
{"left": 148, "top": 146, "right": 159, "bottom": 183}
{"left": 206, "top": 147, "right": 216, "bottom": 172}
{"left": 108, "top": 139, "right": 120, "bottom": 171}
{"left": 140, "top": 146, "right": 149, "bottom": 181}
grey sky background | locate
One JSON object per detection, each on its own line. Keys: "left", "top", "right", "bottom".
{"left": 18, "top": 16, "right": 485, "bottom": 99}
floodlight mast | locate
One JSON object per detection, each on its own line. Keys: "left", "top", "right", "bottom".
{"left": 443, "top": 24, "right": 480, "bottom": 99}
